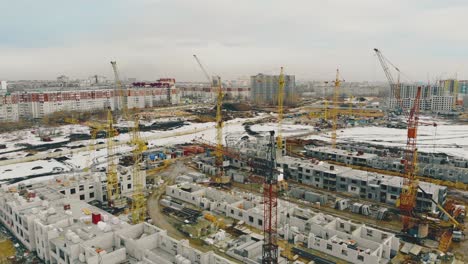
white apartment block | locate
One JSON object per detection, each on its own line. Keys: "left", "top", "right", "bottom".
{"left": 0, "top": 80, "right": 180, "bottom": 122}
{"left": 0, "top": 94, "right": 19, "bottom": 122}
{"left": 178, "top": 86, "right": 250, "bottom": 101}
{"left": 166, "top": 183, "right": 400, "bottom": 264}
{"left": 0, "top": 178, "right": 233, "bottom": 264}
{"left": 388, "top": 84, "right": 454, "bottom": 112}
{"left": 280, "top": 154, "right": 447, "bottom": 213}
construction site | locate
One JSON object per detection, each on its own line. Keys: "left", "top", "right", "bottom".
{"left": 0, "top": 50, "right": 466, "bottom": 264}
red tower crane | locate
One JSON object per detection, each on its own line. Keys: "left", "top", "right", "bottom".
{"left": 398, "top": 86, "right": 422, "bottom": 231}
{"left": 262, "top": 131, "right": 278, "bottom": 264}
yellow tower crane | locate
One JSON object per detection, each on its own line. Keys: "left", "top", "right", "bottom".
{"left": 214, "top": 76, "right": 226, "bottom": 184}
{"left": 110, "top": 60, "right": 148, "bottom": 217}
{"left": 106, "top": 108, "right": 122, "bottom": 207}
{"left": 192, "top": 55, "right": 229, "bottom": 184}
{"left": 331, "top": 69, "right": 341, "bottom": 149}
{"left": 130, "top": 117, "right": 147, "bottom": 223}
{"left": 277, "top": 67, "right": 285, "bottom": 150}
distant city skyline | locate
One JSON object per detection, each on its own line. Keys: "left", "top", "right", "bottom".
{"left": 0, "top": 0, "right": 467, "bottom": 82}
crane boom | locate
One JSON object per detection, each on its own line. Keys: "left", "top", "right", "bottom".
{"left": 193, "top": 55, "right": 212, "bottom": 83}
{"left": 373, "top": 48, "right": 402, "bottom": 110}
{"left": 110, "top": 61, "right": 128, "bottom": 118}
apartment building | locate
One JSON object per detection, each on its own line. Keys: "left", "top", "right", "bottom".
{"left": 307, "top": 146, "right": 468, "bottom": 184}
{"left": 0, "top": 93, "right": 19, "bottom": 122}
{"left": 0, "top": 179, "right": 232, "bottom": 264}
{"left": 250, "top": 73, "right": 297, "bottom": 106}
{"left": 388, "top": 84, "right": 454, "bottom": 112}
{"left": 280, "top": 156, "right": 447, "bottom": 213}
{"left": 0, "top": 80, "right": 180, "bottom": 122}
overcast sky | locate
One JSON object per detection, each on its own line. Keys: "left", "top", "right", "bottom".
{"left": 0, "top": 0, "right": 467, "bottom": 82}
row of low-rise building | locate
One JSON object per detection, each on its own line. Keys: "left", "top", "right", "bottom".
{"left": 0, "top": 174, "right": 233, "bottom": 264}
{"left": 165, "top": 182, "right": 400, "bottom": 264}
{"left": 306, "top": 146, "right": 468, "bottom": 184}
{"left": 0, "top": 79, "right": 180, "bottom": 122}
{"left": 297, "top": 148, "right": 447, "bottom": 212}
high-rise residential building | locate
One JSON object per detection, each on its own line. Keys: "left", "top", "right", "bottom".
{"left": 458, "top": 80, "right": 468, "bottom": 94}
{"left": 389, "top": 84, "right": 454, "bottom": 112}
{"left": 250, "top": 73, "right": 296, "bottom": 105}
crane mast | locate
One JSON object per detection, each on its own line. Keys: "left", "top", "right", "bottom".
{"left": 399, "top": 86, "right": 422, "bottom": 231}
{"left": 262, "top": 131, "right": 278, "bottom": 264}
{"left": 331, "top": 69, "right": 341, "bottom": 149}
{"left": 277, "top": 67, "right": 285, "bottom": 151}
{"left": 111, "top": 61, "right": 128, "bottom": 117}
{"left": 130, "top": 117, "right": 147, "bottom": 224}
{"left": 106, "top": 108, "right": 120, "bottom": 207}
{"left": 215, "top": 76, "right": 225, "bottom": 184}
{"left": 110, "top": 60, "right": 146, "bottom": 217}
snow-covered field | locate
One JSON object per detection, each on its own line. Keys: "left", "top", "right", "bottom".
{"left": 0, "top": 114, "right": 271, "bottom": 181}
{"left": 250, "top": 122, "right": 316, "bottom": 137}
{"left": 304, "top": 123, "right": 468, "bottom": 159}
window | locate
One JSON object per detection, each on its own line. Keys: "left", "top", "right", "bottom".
{"left": 305, "top": 169, "right": 310, "bottom": 173}
{"left": 339, "top": 222, "right": 344, "bottom": 229}
{"left": 79, "top": 194, "right": 85, "bottom": 200}
{"left": 127, "top": 183, "right": 132, "bottom": 189}
{"left": 249, "top": 216, "right": 254, "bottom": 223}
{"left": 351, "top": 187, "right": 357, "bottom": 191}
{"left": 315, "top": 178, "right": 320, "bottom": 182}
{"left": 258, "top": 219, "right": 263, "bottom": 226}
{"left": 390, "top": 195, "right": 397, "bottom": 200}
{"left": 326, "top": 244, "right": 332, "bottom": 250}
{"left": 79, "top": 185, "right": 84, "bottom": 191}
{"left": 59, "top": 249, "right": 65, "bottom": 260}
{"left": 358, "top": 255, "right": 364, "bottom": 261}
{"left": 366, "top": 229, "right": 373, "bottom": 237}
{"left": 340, "top": 178, "right": 346, "bottom": 182}
{"left": 231, "top": 209, "right": 234, "bottom": 214}
{"left": 342, "top": 249, "right": 348, "bottom": 256}
{"left": 88, "top": 185, "right": 94, "bottom": 189}
{"left": 70, "top": 188, "right": 76, "bottom": 194}
{"left": 351, "top": 180, "right": 357, "bottom": 184}
{"left": 60, "top": 190, "right": 65, "bottom": 195}
{"left": 90, "top": 192, "right": 94, "bottom": 199}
